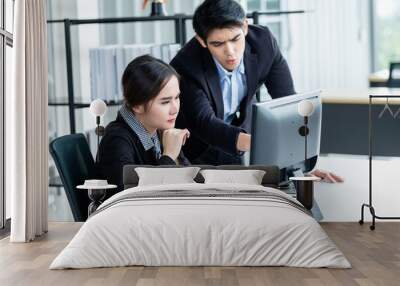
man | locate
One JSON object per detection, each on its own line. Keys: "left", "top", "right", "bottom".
{"left": 170, "top": 0, "right": 343, "bottom": 183}
{"left": 170, "top": 0, "right": 295, "bottom": 165}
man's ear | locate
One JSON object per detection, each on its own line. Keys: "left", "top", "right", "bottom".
{"left": 195, "top": 34, "right": 207, "bottom": 48}
{"left": 243, "top": 19, "right": 249, "bottom": 36}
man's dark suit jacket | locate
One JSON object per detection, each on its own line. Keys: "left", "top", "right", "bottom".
{"left": 170, "top": 25, "right": 295, "bottom": 165}
{"left": 97, "top": 113, "right": 189, "bottom": 196}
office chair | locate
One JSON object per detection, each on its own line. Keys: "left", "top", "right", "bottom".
{"left": 388, "top": 62, "right": 400, "bottom": 87}
{"left": 49, "top": 133, "right": 96, "bottom": 221}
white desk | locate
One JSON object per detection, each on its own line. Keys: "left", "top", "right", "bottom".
{"left": 314, "top": 154, "right": 400, "bottom": 222}
{"left": 321, "top": 88, "right": 400, "bottom": 104}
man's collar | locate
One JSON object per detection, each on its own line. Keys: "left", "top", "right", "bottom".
{"left": 119, "top": 105, "right": 160, "bottom": 152}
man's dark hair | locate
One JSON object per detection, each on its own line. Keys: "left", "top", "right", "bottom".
{"left": 122, "top": 55, "right": 179, "bottom": 110}
{"left": 193, "top": 0, "right": 246, "bottom": 42}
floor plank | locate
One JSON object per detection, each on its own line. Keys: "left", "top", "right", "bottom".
{"left": 0, "top": 222, "right": 399, "bottom": 286}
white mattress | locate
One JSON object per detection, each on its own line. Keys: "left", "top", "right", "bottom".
{"left": 50, "top": 183, "right": 350, "bottom": 269}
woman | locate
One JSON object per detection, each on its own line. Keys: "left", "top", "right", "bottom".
{"left": 97, "top": 55, "right": 190, "bottom": 193}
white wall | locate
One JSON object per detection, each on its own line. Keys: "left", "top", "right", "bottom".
{"left": 285, "top": 0, "right": 371, "bottom": 92}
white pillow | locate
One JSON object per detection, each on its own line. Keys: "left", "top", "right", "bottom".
{"left": 200, "top": 169, "right": 266, "bottom": 185}
{"left": 135, "top": 167, "right": 201, "bottom": 186}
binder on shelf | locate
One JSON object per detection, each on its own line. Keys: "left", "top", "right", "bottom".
{"left": 115, "top": 46, "right": 125, "bottom": 100}
{"left": 150, "top": 44, "right": 162, "bottom": 60}
{"left": 139, "top": 44, "right": 152, "bottom": 58}
{"left": 89, "top": 50, "right": 96, "bottom": 102}
{"left": 89, "top": 43, "right": 181, "bottom": 102}
{"left": 169, "top": 43, "right": 181, "bottom": 61}
{"left": 161, "top": 44, "right": 170, "bottom": 62}
{"left": 104, "top": 46, "right": 119, "bottom": 102}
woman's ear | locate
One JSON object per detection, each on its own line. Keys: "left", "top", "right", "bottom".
{"left": 195, "top": 34, "right": 207, "bottom": 48}
{"left": 131, "top": 104, "right": 145, "bottom": 115}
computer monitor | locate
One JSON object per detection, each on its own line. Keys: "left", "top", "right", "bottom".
{"left": 250, "top": 90, "right": 322, "bottom": 182}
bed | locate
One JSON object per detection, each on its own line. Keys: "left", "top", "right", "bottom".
{"left": 50, "top": 165, "right": 350, "bottom": 269}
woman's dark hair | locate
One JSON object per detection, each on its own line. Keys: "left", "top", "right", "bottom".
{"left": 121, "top": 55, "right": 180, "bottom": 110}
{"left": 193, "top": 0, "right": 246, "bottom": 42}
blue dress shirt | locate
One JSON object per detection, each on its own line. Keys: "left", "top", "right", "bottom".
{"left": 213, "top": 57, "right": 247, "bottom": 123}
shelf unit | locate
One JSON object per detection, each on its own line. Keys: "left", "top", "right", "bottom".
{"left": 46, "top": 10, "right": 305, "bottom": 134}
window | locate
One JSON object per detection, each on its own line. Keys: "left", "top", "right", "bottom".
{"left": 1, "top": 0, "right": 14, "bottom": 232}
{"left": 245, "top": 0, "right": 284, "bottom": 48}
{"left": 247, "top": 0, "right": 281, "bottom": 11}
{"left": 372, "top": 0, "right": 400, "bottom": 71}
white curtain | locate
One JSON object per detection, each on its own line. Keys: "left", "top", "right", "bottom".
{"left": 7, "top": 0, "right": 48, "bottom": 242}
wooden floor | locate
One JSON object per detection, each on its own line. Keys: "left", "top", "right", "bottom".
{"left": 0, "top": 222, "right": 399, "bottom": 286}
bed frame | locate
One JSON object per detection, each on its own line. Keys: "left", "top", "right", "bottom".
{"left": 123, "top": 165, "right": 280, "bottom": 190}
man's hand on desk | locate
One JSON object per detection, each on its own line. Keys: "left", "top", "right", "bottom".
{"left": 310, "top": 169, "right": 344, "bottom": 183}
{"left": 237, "top": 132, "right": 251, "bottom": 152}
{"left": 235, "top": 134, "right": 343, "bottom": 183}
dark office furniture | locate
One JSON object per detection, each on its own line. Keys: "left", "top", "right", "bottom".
{"left": 369, "top": 63, "right": 400, "bottom": 88}
{"left": 320, "top": 89, "right": 400, "bottom": 157}
{"left": 388, "top": 62, "right": 400, "bottom": 87}
{"left": 49, "top": 134, "right": 95, "bottom": 221}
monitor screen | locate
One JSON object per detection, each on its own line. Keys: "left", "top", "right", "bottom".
{"left": 250, "top": 91, "right": 322, "bottom": 180}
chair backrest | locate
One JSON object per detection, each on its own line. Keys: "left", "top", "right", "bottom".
{"left": 49, "top": 134, "right": 95, "bottom": 221}
{"left": 388, "top": 62, "right": 400, "bottom": 87}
